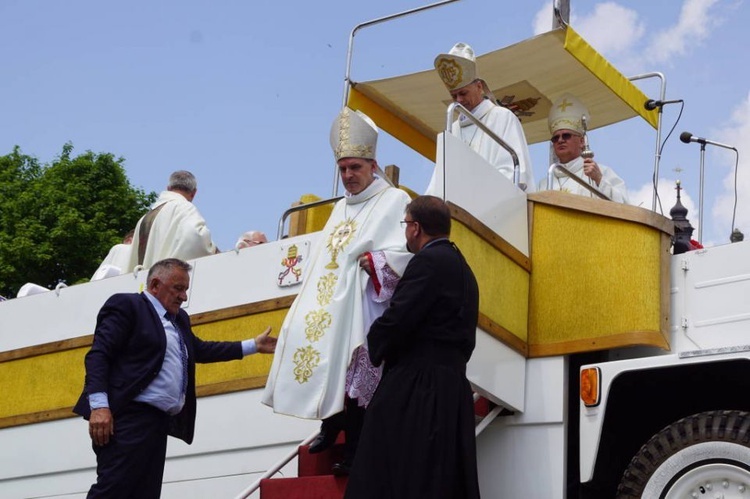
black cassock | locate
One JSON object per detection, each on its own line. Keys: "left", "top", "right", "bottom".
{"left": 345, "top": 238, "right": 481, "bottom": 499}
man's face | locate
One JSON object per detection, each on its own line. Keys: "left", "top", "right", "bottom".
{"left": 449, "top": 80, "right": 484, "bottom": 111}
{"left": 551, "top": 129, "right": 584, "bottom": 163}
{"left": 338, "top": 157, "right": 376, "bottom": 195}
{"left": 403, "top": 213, "right": 419, "bottom": 254}
{"left": 150, "top": 268, "right": 190, "bottom": 316}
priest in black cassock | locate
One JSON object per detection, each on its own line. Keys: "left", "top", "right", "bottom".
{"left": 344, "top": 195, "right": 481, "bottom": 499}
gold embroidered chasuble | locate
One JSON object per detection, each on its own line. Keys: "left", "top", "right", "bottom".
{"left": 262, "top": 177, "right": 411, "bottom": 419}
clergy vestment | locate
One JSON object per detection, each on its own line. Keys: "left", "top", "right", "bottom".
{"left": 262, "top": 177, "right": 411, "bottom": 419}
{"left": 437, "top": 98, "right": 535, "bottom": 192}
{"left": 539, "top": 156, "right": 630, "bottom": 204}
{"left": 91, "top": 243, "right": 133, "bottom": 280}
{"left": 127, "top": 191, "right": 216, "bottom": 270}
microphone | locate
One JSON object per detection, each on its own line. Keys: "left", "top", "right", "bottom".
{"left": 644, "top": 98, "right": 683, "bottom": 111}
{"left": 679, "top": 131, "right": 737, "bottom": 151}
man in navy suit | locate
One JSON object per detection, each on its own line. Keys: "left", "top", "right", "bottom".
{"left": 73, "top": 258, "right": 276, "bottom": 498}
{"left": 345, "top": 196, "right": 481, "bottom": 499}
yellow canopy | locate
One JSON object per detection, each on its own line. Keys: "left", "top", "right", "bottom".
{"left": 348, "top": 27, "right": 658, "bottom": 161}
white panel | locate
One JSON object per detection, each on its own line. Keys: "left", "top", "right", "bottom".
{"left": 671, "top": 240, "right": 750, "bottom": 352}
{"left": 468, "top": 329, "right": 526, "bottom": 412}
{"left": 434, "top": 133, "right": 529, "bottom": 256}
{"left": 477, "top": 421, "right": 566, "bottom": 498}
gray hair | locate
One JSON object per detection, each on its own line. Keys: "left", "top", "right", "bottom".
{"left": 147, "top": 258, "right": 192, "bottom": 282}
{"left": 168, "top": 170, "right": 197, "bottom": 193}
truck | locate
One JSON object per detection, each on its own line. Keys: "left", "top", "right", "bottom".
{"left": 1, "top": 2, "right": 747, "bottom": 498}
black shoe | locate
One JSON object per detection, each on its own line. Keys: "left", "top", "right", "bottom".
{"left": 308, "top": 428, "right": 339, "bottom": 454}
{"left": 331, "top": 460, "right": 351, "bottom": 476}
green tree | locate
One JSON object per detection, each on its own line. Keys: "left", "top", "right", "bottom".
{"left": 0, "top": 144, "right": 157, "bottom": 297}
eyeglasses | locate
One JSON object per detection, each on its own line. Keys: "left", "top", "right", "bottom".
{"left": 400, "top": 220, "right": 417, "bottom": 228}
{"left": 550, "top": 132, "right": 579, "bottom": 144}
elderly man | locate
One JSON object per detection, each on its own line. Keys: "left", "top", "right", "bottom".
{"left": 345, "top": 196, "right": 480, "bottom": 499}
{"left": 539, "top": 93, "right": 629, "bottom": 203}
{"left": 263, "top": 108, "right": 412, "bottom": 475}
{"left": 432, "top": 42, "right": 535, "bottom": 191}
{"left": 128, "top": 170, "right": 218, "bottom": 270}
{"left": 235, "top": 230, "right": 268, "bottom": 249}
{"left": 74, "top": 258, "right": 275, "bottom": 498}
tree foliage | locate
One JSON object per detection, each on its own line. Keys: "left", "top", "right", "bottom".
{"left": 0, "top": 144, "right": 157, "bottom": 297}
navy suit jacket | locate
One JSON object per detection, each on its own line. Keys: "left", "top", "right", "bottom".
{"left": 73, "top": 293, "right": 243, "bottom": 444}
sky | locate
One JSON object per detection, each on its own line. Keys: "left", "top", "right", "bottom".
{"left": 1, "top": 0, "right": 747, "bottom": 250}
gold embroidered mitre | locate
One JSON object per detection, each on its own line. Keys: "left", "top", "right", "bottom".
{"left": 434, "top": 42, "right": 478, "bottom": 91}
{"left": 548, "top": 93, "right": 589, "bottom": 135}
{"left": 330, "top": 107, "right": 378, "bottom": 161}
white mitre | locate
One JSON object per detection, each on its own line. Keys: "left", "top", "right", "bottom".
{"left": 330, "top": 107, "right": 378, "bottom": 161}
{"left": 548, "top": 93, "right": 589, "bottom": 135}
{"left": 434, "top": 42, "right": 478, "bottom": 91}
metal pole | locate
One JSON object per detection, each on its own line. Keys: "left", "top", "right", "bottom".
{"left": 628, "top": 72, "right": 666, "bottom": 212}
{"left": 698, "top": 144, "right": 706, "bottom": 243}
{"left": 553, "top": 0, "right": 570, "bottom": 28}
{"left": 333, "top": 0, "right": 462, "bottom": 196}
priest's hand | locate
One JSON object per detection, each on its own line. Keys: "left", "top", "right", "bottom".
{"left": 255, "top": 327, "right": 276, "bottom": 353}
{"left": 358, "top": 253, "right": 374, "bottom": 276}
{"left": 89, "top": 407, "right": 114, "bottom": 446}
{"left": 582, "top": 158, "right": 602, "bottom": 186}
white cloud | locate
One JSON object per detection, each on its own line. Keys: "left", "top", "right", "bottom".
{"left": 712, "top": 90, "right": 750, "bottom": 241}
{"left": 532, "top": 2, "right": 645, "bottom": 56}
{"left": 573, "top": 3, "right": 646, "bottom": 56}
{"left": 533, "top": 2, "right": 554, "bottom": 35}
{"left": 646, "top": 0, "right": 722, "bottom": 64}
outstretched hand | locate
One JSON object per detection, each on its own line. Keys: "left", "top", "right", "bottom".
{"left": 255, "top": 326, "right": 276, "bottom": 353}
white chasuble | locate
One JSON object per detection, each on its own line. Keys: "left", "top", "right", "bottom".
{"left": 262, "top": 177, "right": 411, "bottom": 419}
{"left": 127, "top": 190, "right": 217, "bottom": 270}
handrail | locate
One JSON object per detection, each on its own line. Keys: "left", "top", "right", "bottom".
{"left": 546, "top": 163, "right": 610, "bottom": 200}
{"left": 475, "top": 405, "right": 504, "bottom": 436}
{"left": 233, "top": 431, "right": 319, "bottom": 499}
{"left": 444, "top": 102, "right": 521, "bottom": 195}
{"left": 277, "top": 196, "right": 343, "bottom": 240}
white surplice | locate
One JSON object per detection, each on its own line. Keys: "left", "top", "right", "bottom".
{"left": 262, "top": 177, "right": 411, "bottom": 419}
{"left": 538, "top": 156, "right": 630, "bottom": 204}
{"left": 91, "top": 243, "right": 133, "bottom": 280}
{"left": 127, "top": 190, "right": 217, "bottom": 270}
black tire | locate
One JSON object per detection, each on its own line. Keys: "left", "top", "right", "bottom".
{"left": 616, "top": 410, "right": 750, "bottom": 498}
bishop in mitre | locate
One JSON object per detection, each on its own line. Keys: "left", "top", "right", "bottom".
{"left": 429, "top": 41, "right": 535, "bottom": 192}
{"left": 262, "top": 108, "right": 412, "bottom": 473}
{"left": 538, "top": 93, "right": 629, "bottom": 203}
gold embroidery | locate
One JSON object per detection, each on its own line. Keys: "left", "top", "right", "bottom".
{"left": 333, "top": 108, "right": 375, "bottom": 161}
{"left": 292, "top": 345, "right": 321, "bottom": 384}
{"left": 317, "top": 273, "right": 337, "bottom": 307}
{"left": 557, "top": 98, "right": 573, "bottom": 112}
{"left": 325, "top": 219, "right": 357, "bottom": 269}
{"left": 435, "top": 57, "right": 463, "bottom": 90}
{"left": 304, "top": 309, "right": 332, "bottom": 343}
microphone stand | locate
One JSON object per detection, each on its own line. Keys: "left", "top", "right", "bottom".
{"left": 698, "top": 142, "right": 706, "bottom": 243}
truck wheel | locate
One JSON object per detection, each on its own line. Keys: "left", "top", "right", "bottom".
{"left": 616, "top": 410, "right": 750, "bottom": 498}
